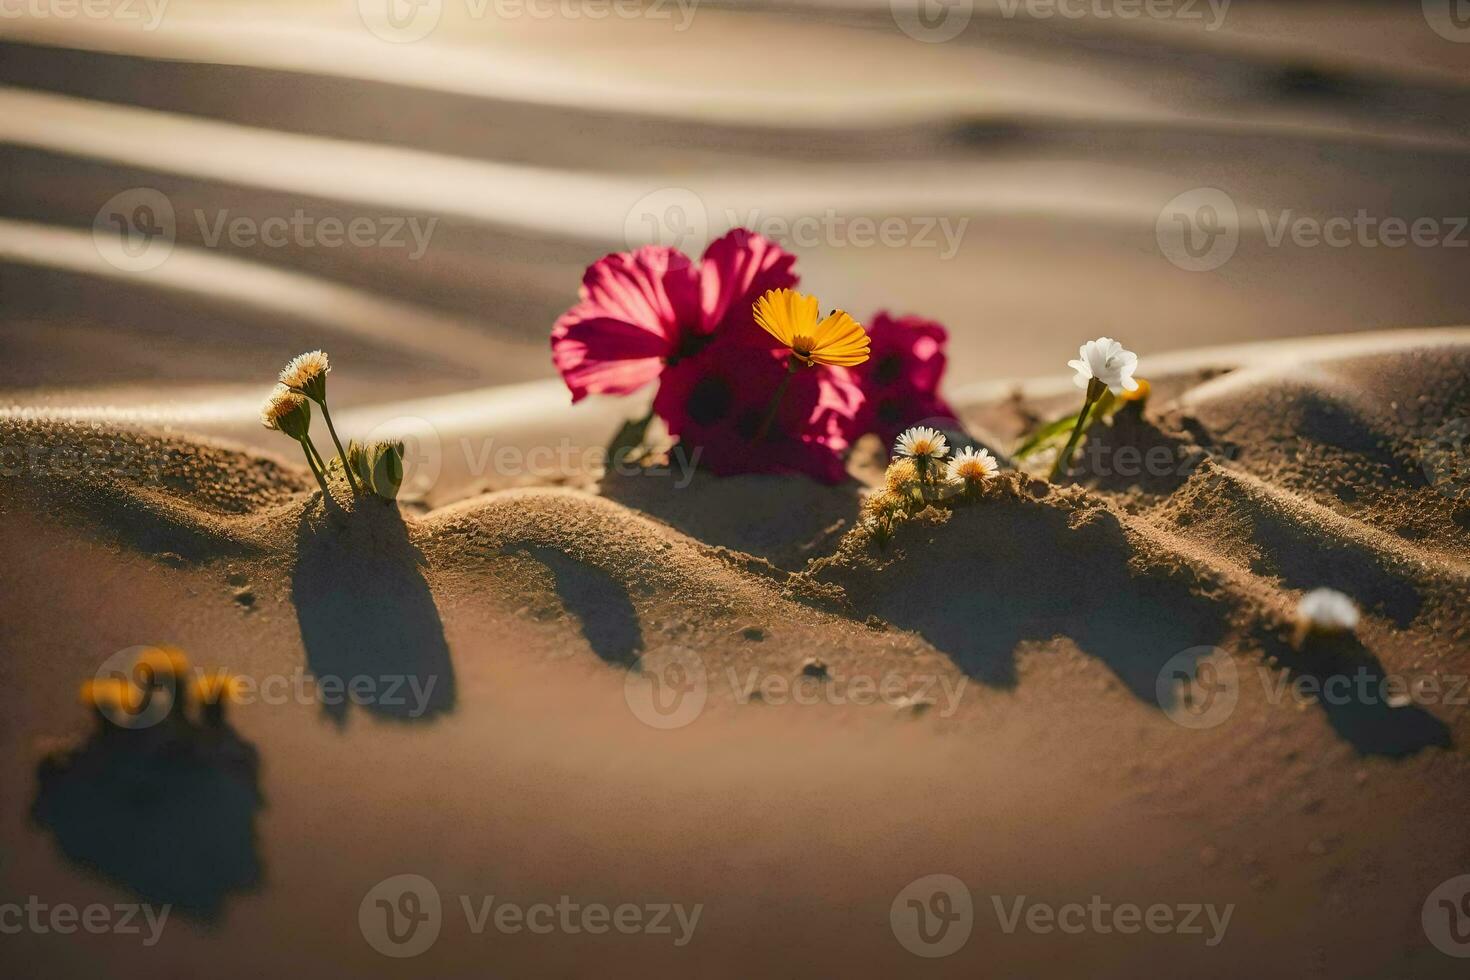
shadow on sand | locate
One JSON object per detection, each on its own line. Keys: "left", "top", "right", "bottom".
{"left": 520, "top": 546, "right": 644, "bottom": 668}
{"left": 860, "top": 502, "right": 1229, "bottom": 701}
{"left": 1262, "top": 633, "right": 1451, "bottom": 757}
{"left": 292, "top": 502, "right": 455, "bottom": 724}
{"left": 32, "top": 719, "right": 262, "bottom": 920}
{"left": 839, "top": 498, "right": 1449, "bottom": 757}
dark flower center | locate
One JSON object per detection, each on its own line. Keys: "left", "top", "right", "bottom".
{"left": 665, "top": 330, "right": 713, "bottom": 367}
{"left": 874, "top": 353, "right": 904, "bottom": 385}
{"left": 687, "top": 375, "right": 733, "bottom": 426}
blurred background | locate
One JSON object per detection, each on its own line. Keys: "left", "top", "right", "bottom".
{"left": 2, "top": 0, "right": 1468, "bottom": 448}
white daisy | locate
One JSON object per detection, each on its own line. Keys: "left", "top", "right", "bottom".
{"left": 948, "top": 446, "right": 999, "bottom": 484}
{"left": 893, "top": 426, "right": 949, "bottom": 463}
{"left": 1297, "top": 588, "right": 1360, "bottom": 634}
{"left": 1068, "top": 337, "right": 1139, "bottom": 396}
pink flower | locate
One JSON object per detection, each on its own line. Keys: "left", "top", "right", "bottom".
{"left": 550, "top": 230, "right": 796, "bottom": 402}
{"left": 653, "top": 328, "right": 862, "bottom": 484}
{"left": 852, "top": 312, "right": 956, "bottom": 443}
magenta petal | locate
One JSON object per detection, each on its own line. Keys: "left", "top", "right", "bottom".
{"left": 550, "top": 246, "right": 705, "bottom": 401}
{"left": 855, "top": 312, "right": 955, "bottom": 442}
{"left": 697, "top": 229, "right": 798, "bottom": 334}
{"left": 578, "top": 247, "right": 698, "bottom": 336}
{"left": 551, "top": 314, "right": 671, "bottom": 402}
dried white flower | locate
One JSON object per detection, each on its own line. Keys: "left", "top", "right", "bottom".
{"left": 279, "top": 350, "right": 330, "bottom": 401}
{"left": 259, "top": 384, "right": 310, "bottom": 437}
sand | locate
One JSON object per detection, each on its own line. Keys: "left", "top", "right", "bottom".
{"left": 3, "top": 1, "right": 1470, "bottom": 976}
{"left": 3, "top": 332, "right": 1468, "bottom": 977}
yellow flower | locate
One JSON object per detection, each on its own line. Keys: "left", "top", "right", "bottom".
{"left": 862, "top": 487, "right": 906, "bottom": 519}
{"left": 136, "top": 646, "right": 191, "bottom": 681}
{"left": 885, "top": 458, "right": 920, "bottom": 491}
{"left": 753, "top": 289, "right": 869, "bottom": 368}
{"left": 1120, "top": 378, "right": 1151, "bottom": 403}
{"left": 79, "top": 677, "right": 137, "bottom": 712}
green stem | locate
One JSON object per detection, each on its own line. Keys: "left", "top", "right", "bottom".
{"left": 304, "top": 436, "right": 328, "bottom": 475}
{"left": 754, "top": 359, "right": 800, "bottom": 443}
{"left": 299, "top": 439, "right": 333, "bottom": 498}
{"left": 1050, "top": 383, "right": 1105, "bottom": 481}
{"left": 317, "top": 399, "right": 361, "bottom": 494}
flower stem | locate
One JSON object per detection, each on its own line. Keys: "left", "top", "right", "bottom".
{"left": 754, "top": 359, "right": 800, "bottom": 443}
{"left": 1050, "top": 380, "right": 1107, "bottom": 481}
{"left": 299, "top": 439, "right": 333, "bottom": 498}
{"left": 303, "top": 436, "right": 328, "bottom": 475}
{"left": 317, "top": 399, "right": 361, "bottom": 494}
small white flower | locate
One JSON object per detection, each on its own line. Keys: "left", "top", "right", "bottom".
{"left": 1297, "top": 588, "right": 1360, "bottom": 634}
{"left": 1068, "top": 337, "right": 1139, "bottom": 396}
{"left": 948, "top": 446, "right": 999, "bottom": 483}
{"left": 894, "top": 426, "right": 949, "bottom": 463}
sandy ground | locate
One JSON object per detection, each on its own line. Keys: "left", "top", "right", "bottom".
{"left": 3, "top": 2, "right": 1470, "bottom": 977}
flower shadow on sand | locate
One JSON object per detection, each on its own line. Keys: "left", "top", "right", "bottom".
{"left": 32, "top": 723, "right": 262, "bottom": 920}
{"left": 601, "top": 467, "right": 862, "bottom": 572}
{"left": 519, "top": 546, "right": 643, "bottom": 668}
{"left": 292, "top": 503, "right": 455, "bottom": 724}
{"left": 827, "top": 498, "right": 1448, "bottom": 757}
{"left": 1261, "top": 633, "right": 1449, "bottom": 758}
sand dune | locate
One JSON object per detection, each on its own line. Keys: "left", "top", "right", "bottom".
{"left": 3, "top": 332, "right": 1470, "bottom": 976}
{"left": 4, "top": 2, "right": 1470, "bottom": 975}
